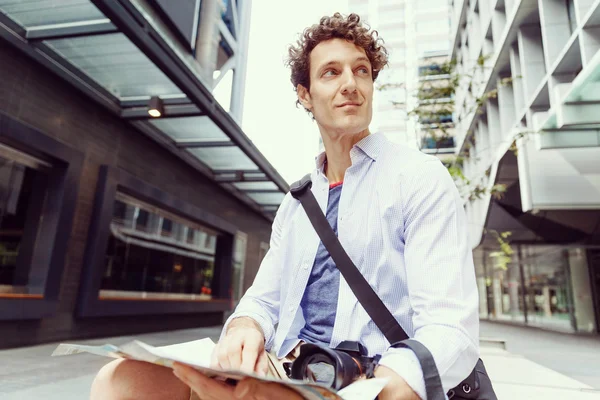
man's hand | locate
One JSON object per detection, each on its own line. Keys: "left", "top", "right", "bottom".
{"left": 211, "top": 317, "right": 269, "bottom": 376}
{"left": 173, "top": 362, "right": 303, "bottom": 400}
{"left": 375, "top": 365, "right": 421, "bottom": 400}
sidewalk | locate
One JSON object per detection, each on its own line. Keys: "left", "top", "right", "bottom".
{"left": 479, "top": 346, "right": 599, "bottom": 399}
{"left": 0, "top": 323, "right": 599, "bottom": 399}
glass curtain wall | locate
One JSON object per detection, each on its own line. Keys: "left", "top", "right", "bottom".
{"left": 475, "top": 244, "right": 597, "bottom": 333}
{"left": 101, "top": 193, "right": 218, "bottom": 301}
{"left": 0, "top": 147, "right": 50, "bottom": 296}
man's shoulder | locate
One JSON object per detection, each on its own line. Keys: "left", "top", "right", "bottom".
{"left": 377, "top": 139, "right": 442, "bottom": 177}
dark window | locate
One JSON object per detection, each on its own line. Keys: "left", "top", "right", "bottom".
{"left": 101, "top": 195, "right": 218, "bottom": 300}
{"left": 421, "top": 136, "right": 455, "bottom": 150}
{"left": 566, "top": 0, "right": 576, "bottom": 35}
{"left": 419, "top": 114, "right": 454, "bottom": 124}
{"left": 0, "top": 155, "right": 48, "bottom": 294}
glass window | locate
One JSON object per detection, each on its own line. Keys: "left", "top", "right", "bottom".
{"left": 0, "top": 148, "right": 49, "bottom": 296}
{"left": 568, "top": 248, "right": 596, "bottom": 333}
{"left": 45, "top": 33, "right": 183, "bottom": 99}
{"left": 100, "top": 193, "right": 219, "bottom": 301}
{"left": 149, "top": 116, "right": 229, "bottom": 142}
{"left": 483, "top": 248, "right": 526, "bottom": 324}
{"left": 232, "top": 181, "right": 279, "bottom": 191}
{"left": 245, "top": 192, "right": 285, "bottom": 206}
{"left": 0, "top": 0, "right": 104, "bottom": 28}
{"left": 521, "top": 246, "right": 574, "bottom": 332}
{"left": 231, "top": 232, "right": 247, "bottom": 303}
{"left": 189, "top": 146, "right": 258, "bottom": 171}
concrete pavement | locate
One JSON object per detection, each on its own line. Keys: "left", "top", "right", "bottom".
{"left": 0, "top": 322, "right": 599, "bottom": 399}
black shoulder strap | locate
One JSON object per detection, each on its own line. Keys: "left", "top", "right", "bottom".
{"left": 290, "top": 175, "right": 408, "bottom": 344}
{"left": 391, "top": 340, "right": 445, "bottom": 400}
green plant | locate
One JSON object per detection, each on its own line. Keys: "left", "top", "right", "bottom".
{"left": 488, "top": 231, "right": 514, "bottom": 270}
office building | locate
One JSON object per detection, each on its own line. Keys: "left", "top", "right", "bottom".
{"left": 451, "top": 0, "right": 600, "bottom": 334}
{"left": 0, "top": 0, "right": 288, "bottom": 348}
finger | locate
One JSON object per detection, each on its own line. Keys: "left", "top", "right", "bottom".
{"left": 173, "top": 363, "right": 234, "bottom": 399}
{"left": 226, "top": 340, "right": 243, "bottom": 372}
{"left": 240, "top": 343, "right": 260, "bottom": 374}
{"left": 217, "top": 342, "right": 232, "bottom": 370}
{"left": 254, "top": 351, "right": 269, "bottom": 377}
{"left": 210, "top": 346, "right": 220, "bottom": 369}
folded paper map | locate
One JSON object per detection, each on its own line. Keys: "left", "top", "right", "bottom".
{"left": 52, "top": 338, "right": 388, "bottom": 400}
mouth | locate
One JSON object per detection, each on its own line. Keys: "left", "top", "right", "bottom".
{"left": 337, "top": 102, "right": 361, "bottom": 108}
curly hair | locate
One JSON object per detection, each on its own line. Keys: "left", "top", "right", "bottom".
{"left": 286, "top": 13, "right": 388, "bottom": 112}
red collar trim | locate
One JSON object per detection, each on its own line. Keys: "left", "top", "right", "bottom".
{"left": 329, "top": 181, "right": 343, "bottom": 189}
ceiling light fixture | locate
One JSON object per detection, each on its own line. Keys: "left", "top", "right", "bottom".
{"left": 148, "top": 96, "right": 163, "bottom": 118}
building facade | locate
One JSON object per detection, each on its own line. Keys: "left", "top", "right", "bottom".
{"left": 450, "top": 0, "right": 600, "bottom": 334}
{"left": 0, "top": 0, "right": 289, "bottom": 348}
{"left": 347, "top": 0, "right": 453, "bottom": 149}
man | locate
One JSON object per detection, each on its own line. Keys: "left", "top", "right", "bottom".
{"left": 91, "top": 13, "right": 479, "bottom": 400}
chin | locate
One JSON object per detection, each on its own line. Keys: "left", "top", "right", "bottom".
{"left": 337, "top": 119, "right": 368, "bottom": 134}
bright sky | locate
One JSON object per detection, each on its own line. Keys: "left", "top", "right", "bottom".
{"left": 240, "top": 0, "right": 349, "bottom": 184}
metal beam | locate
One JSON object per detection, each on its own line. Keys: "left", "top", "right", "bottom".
{"left": 175, "top": 140, "right": 235, "bottom": 148}
{"left": 121, "top": 103, "right": 204, "bottom": 119}
{"left": 218, "top": 19, "right": 237, "bottom": 53}
{"left": 241, "top": 189, "right": 282, "bottom": 193}
{"left": 90, "top": 0, "right": 290, "bottom": 194}
{"left": 25, "top": 19, "right": 117, "bottom": 41}
{"left": 120, "top": 96, "right": 190, "bottom": 108}
{"left": 214, "top": 169, "right": 261, "bottom": 175}
{"left": 214, "top": 172, "right": 269, "bottom": 183}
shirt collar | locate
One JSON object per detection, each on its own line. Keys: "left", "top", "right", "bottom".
{"left": 314, "top": 132, "right": 387, "bottom": 171}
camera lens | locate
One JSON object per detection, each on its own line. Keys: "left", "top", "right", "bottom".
{"left": 290, "top": 344, "right": 364, "bottom": 390}
{"left": 305, "top": 358, "right": 336, "bottom": 386}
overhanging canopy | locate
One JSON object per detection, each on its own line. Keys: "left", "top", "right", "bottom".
{"left": 0, "top": 0, "right": 288, "bottom": 220}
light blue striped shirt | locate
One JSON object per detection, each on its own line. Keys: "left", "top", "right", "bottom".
{"left": 223, "top": 132, "right": 480, "bottom": 399}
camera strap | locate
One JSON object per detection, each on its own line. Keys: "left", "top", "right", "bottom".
{"left": 290, "top": 174, "right": 408, "bottom": 344}
{"left": 290, "top": 174, "right": 446, "bottom": 400}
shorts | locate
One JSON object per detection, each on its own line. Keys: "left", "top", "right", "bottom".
{"left": 189, "top": 343, "right": 302, "bottom": 400}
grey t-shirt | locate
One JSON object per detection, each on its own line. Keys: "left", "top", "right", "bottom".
{"left": 297, "top": 183, "right": 342, "bottom": 346}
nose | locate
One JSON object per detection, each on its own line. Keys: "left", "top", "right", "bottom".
{"left": 340, "top": 68, "right": 357, "bottom": 94}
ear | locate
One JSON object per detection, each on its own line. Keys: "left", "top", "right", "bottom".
{"left": 297, "top": 84, "right": 312, "bottom": 111}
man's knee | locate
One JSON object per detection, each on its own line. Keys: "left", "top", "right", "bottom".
{"left": 91, "top": 359, "right": 190, "bottom": 400}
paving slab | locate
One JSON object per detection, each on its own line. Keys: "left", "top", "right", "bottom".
{"left": 1, "top": 324, "right": 599, "bottom": 399}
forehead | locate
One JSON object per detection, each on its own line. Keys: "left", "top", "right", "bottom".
{"left": 310, "top": 38, "right": 370, "bottom": 70}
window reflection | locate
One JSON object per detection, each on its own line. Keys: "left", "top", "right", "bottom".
{"left": 474, "top": 245, "right": 597, "bottom": 333}
{"left": 100, "top": 194, "right": 218, "bottom": 301}
{"left": 0, "top": 155, "right": 48, "bottom": 295}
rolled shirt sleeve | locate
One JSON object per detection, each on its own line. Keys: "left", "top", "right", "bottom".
{"left": 220, "top": 195, "right": 291, "bottom": 350}
{"left": 379, "top": 160, "right": 479, "bottom": 399}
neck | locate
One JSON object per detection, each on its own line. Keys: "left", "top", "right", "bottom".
{"left": 320, "top": 128, "right": 370, "bottom": 183}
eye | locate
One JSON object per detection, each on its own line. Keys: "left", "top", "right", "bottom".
{"left": 323, "top": 69, "right": 338, "bottom": 77}
{"left": 357, "top": 66, "right": 370, "bottom": 75}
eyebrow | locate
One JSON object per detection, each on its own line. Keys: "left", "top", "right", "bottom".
{"left": 317, "top": 56, "right": 372, "bottom": 73}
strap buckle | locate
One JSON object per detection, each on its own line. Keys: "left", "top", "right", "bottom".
{"left": 290, "top": 174, "right": 312, "bottom": 199}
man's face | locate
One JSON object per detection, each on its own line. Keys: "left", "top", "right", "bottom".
{"left": 299, "top": 38, "right": 374, "bottom": 136}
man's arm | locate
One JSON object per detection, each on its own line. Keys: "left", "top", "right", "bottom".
{"left": 219, "top": 195, "right": 291, "bottom": 351}
{"left": 377, "top": 160, "right": 479, "bottom": 399}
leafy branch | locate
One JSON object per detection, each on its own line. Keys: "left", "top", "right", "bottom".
{"left": 487, "top": 230, "right": 514, "bottom": 271}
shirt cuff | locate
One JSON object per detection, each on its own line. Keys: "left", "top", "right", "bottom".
{"left": 378, "top": 347, "right": 428, "bottom": 400}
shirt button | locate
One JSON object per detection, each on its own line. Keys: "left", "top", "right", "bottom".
{"left": 288, "top": 306, "right": 294, "bottom": 312}
{"left": 303, "top": 262, "right": 310, "bottom": 270}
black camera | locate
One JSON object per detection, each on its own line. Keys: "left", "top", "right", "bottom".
{"left": 284, "top": 341, "right": 378, "bottom": 390}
